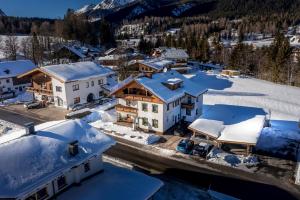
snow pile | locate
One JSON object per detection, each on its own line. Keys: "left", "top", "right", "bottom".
{"left": 1, "top": 92, "right": 33, "bottom": 105}
{"left": 207, "top": 148, "right": 259, "bottom": 168}
{"left": 0, "top": 119, "right": 22, "bottom": 136}
{"left": 83, "top": 100, "right": 117, "bottom": 123}
{"left": 0, "top": 120, "right": 115, "bottom": 197}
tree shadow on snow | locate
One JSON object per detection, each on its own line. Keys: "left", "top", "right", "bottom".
{"left": 189, "top": 72, "right": 233, "bottom": 90}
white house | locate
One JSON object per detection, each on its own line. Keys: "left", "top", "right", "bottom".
{"left": 0, "top": 119, "right": 116, "bottom": 200}
{"left": 0, "top": 60, "right": 36, "bottom": 98}
{"left": 19, "top": 62, "right": 115, "bottom": 109}
{"left": 111, "top": 70, "right": 207, "bottom": 134}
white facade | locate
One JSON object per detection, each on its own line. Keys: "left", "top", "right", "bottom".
{"left": 117, "top": 93, "right": 204, "bottom": 133}
{"left": 51, "top": 76, "right": 107, "bottom": 109}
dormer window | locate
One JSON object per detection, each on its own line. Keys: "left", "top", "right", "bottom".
{"left": 162, "top": 78, "right": 183, "bottom": 90}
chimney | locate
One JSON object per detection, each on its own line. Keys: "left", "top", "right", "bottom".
{"left": 69, "top": 140, "right": 79, "bottom": 156}
{"left": 24, "top": 122, "right": 35, "bottom": 135}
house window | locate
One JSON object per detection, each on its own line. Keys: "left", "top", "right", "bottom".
{"left": 57, "top": 176, "right": 67, "bottom": 190}
{"left": 152, "top": 119, "right": 158, "bottom": 128}
{"left": 98, "top": 79, "right": 104, "bottom": 85}
{"left": 186, "top": 109, "right": 191, "bottom": 116}
{"left": 142, "top": 118, "right": 148, "bottom": 126}
{"left": 196, "top": 109, "right": 199, "bottom": 115}
{"left": 167, "top": 103, "right": 170, "bottom": 111}
{"left": 6, "top": 79, "right": 9, "bottom": 83}
{"left": 196, "top": 97, "right": 199, "bottom": 102}
{"left": 73, "top": 84, "right": 79, "bottom": 91}
{"left": 91, "top": 81, "right": 94, "bottom": 87}
{"left": 84, "top": 162, "right": 90, "bottom": 172}
{"left": 99, "top": 91, "right": 104, "bottom": 97}
{"left": 142, "top": 103, "right": 148, "bottom": 111}
{"left": 74, "top": 97, "right": 80, "bottom": 104}
{"left": 126, "top": 100, "right": 131, "bottom": 106}
{"left": 36, "top": 187, "right": 48, "bottom": 200}
{"left": 56, "top": 86, "right": 62, "bottom": 92}
{"left": 86, "top": 82, "right": 89, "bottom": 88}
{"left": 152, "top": 104, "right": 158, "bottom": 113}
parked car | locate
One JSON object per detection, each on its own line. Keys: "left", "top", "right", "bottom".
{"left": 70, "top": 104, "right": 86, "bottom": 111}
{"left": 24, "top": 101, "right": 43, "bottom": 109}
{"left": 192, "top": 142, "right": 214, "bottom": 158}
{"left": 176, "top": 139, "right": 194, "bottom": 154}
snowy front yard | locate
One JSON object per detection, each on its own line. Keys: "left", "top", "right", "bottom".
{"left": 84, "top": 102, "right": 162, "bottom": 145}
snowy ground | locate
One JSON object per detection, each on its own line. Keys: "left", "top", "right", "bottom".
{"left": 85, "top": 101, "right": 162, "bottom": 145}
{"left": 185, "top": 71, "right": 300, "bottom": 167}
{"left": 207, "top": 148, "right": 259, "bottom": 170}
{"left": 186, "top": 71, "right": 300, "bottom": 121}
{"left": 0, "top": 92, "right": 33, "bottom": 106}
{"left": 0, "top": 119, "right": 22, "bottom": 136}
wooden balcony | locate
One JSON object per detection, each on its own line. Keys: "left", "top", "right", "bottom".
{"left": 115, "top": 104, "right": 138, "bottom": 114}
{"left": 116, "top": 94, "right": 154, "bottom": 102}
{"left": 181, "top": 102, "right": 195, "bottom": 109}
{"left": 26, "top": 87, "right": 53, "bottom": 96}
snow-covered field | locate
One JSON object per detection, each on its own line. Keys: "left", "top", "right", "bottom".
{"left": 186, "top": 71, "right": 300, "bottom": 121}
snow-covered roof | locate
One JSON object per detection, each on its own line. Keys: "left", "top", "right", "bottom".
{"left": 42, "top": 62, "right": 114, "bottom": 82}
{"left": 104, "top": 48, "right": 117, "bottom": 55}
{"left": 160, "top": 48, "right": 189, "bottom": 60}
{"left": 57, "top": 162, "right": 163, "bottom": 200}
{"left": 189, "top": 104, "right": 267, "bottom": 145}
{"left": 217, "top": 115, "right": 266, "bottom": 144}
{"left": 139, "top": 59, "right": 174, "bottom": 71}
{"left": 0, "top": 60, "right": 36, "bottom": 79}
{"left": 0, "top": 119, "right": 115, "bottom": 198}
{"left": 136, "top": 70, "right": 207, "bottom": 103}
{"left": 62, "top": 45, "right": 87, "bottom": 59}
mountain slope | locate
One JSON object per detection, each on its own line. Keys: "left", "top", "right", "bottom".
{"left": 76, "top": 0, "right": 300, "bottom": 23}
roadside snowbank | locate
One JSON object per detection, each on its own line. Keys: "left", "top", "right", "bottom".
{"left": 0, "top": 119, "right": 22, "bottom": 136}
{"left": 207, "top": 148, "right": 259, "bottom": 169}
{"left": 0, "top": 92, "right": 33, "bottom": 106}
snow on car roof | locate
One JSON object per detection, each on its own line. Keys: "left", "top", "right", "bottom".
{"left": 0, "top": 119, "right": 115, "bottom": 198}
{"left": 189, "top": 104, "right": 267, "bottom": 145}
{"left": 57, "top": 162, "right": 163, "bottom": 200}
{"left": 136, "top": 70, "right": 207, "bottom": 103}
{"left": 42, "top": 62, "right": 114, "bottom": 82}
{"left": 0, "top": 60, "right": 36, "bottom": 79}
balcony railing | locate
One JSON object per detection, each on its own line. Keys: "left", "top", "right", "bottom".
{"left": 116, "top": 94, "right": 153, "bottom": 102}
{"left": 181, "top": 102, "right": 195, "bottom": 109}
{"left": 26, "top": 87, "right": 53, "bottom": 95}
{"left": 115, "top": 104, "right": 138, "bottom": 114}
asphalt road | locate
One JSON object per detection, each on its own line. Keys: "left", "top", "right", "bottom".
{"left": 0, "top": 107, "right": 45, "bottom": 125}
{"left": 106, "top": 140, "right": 300, "bottom": 200}
{"left": 0, "top": 107, "right": 299, "bottom": 199}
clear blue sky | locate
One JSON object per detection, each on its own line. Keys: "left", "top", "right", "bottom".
{"left": 0, "top": 0, "right": 99, "bottom": 19}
